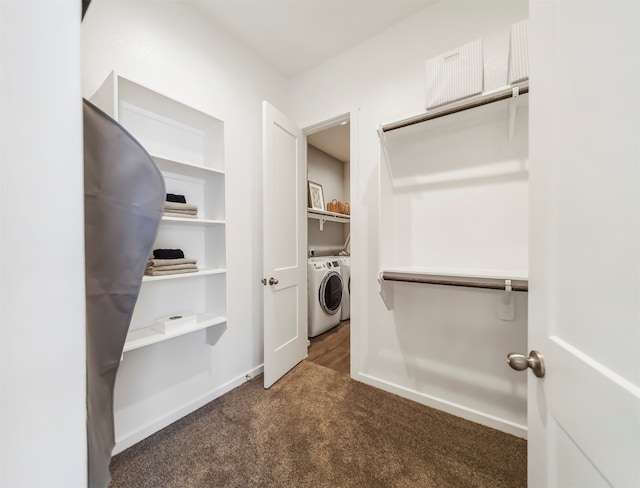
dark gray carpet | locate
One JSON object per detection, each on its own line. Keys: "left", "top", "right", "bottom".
{"left": 109, "top": 361, "right": 526, "bottom": 487}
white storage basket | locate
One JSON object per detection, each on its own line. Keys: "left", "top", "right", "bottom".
{"left": 508, "top": 19, "right": 529, "bottom": 84}
{"left": 425, "top": 39, "right": 484, "bottom": 110}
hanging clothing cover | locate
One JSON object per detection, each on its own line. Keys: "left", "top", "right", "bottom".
{"left": 83, "top": 99, "right": 165, "bottom": 487}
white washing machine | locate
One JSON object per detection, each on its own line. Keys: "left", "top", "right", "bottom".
{"left": 311, "top": 255, "right": 351, "bottom": 320}
{"left": 307, "top": 258, "right": 343, "bottom": 337}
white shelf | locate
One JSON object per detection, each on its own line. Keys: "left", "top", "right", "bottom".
{"left": 150, "top": 153, "right": 225, "bottom": 176}
{"left": 307, "top": 208, "right": 350, "bottom": 230}
{"left": 161, "top": 216, "right": 225, "bottom": 225}
{"left": 381, "top": 266, "right": 528, "bottom": 282}
{"left": 380, "top": 81, "right": 529, "bottom": 133}
{"left": 142, "top": 268, "right": 226, "bottom": 282}
{"left": 123, "top": 313, "right": 227, "bottom": 353}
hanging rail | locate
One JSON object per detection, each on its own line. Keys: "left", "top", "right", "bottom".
{"left": 379, "top": 270, "right": 528, "bottom": 292}
{"left": 381, "top": 82, "right": 529, "bottom": 133}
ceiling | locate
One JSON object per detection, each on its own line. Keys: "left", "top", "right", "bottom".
{"left": 188, "top": 0, "right": 434, "bottom": 79}
{"left": 307, "top": 122, "right": 350, "bottom": 163}
{"left": 187, "top": 0, "right": 435, "bottom": 163}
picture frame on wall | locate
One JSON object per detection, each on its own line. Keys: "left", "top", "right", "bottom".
{"left": 308, "top": 180, "right": 325, "bottom": 210}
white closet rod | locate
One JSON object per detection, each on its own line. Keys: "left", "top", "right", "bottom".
{"left": 381, "top": 82, "right": 529, "bottom": 133}
{"left": 380, "top": 271, "right": 528, "bottom": 292}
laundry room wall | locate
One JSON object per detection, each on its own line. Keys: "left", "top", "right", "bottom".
{"left": 289, "top": 0, "right": 529, "bottom": 436}
{"left": 307, "top": 145, "right": 349, "bottom": 256}
{"left": 81, "top": 0, "right": 288, "bottom": 452}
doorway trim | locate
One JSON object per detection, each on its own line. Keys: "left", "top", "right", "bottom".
{"left": 300, "top": 104, "right": 360, "bottom": 379}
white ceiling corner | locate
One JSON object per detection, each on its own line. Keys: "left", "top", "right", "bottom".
{"left": 187, "top": 0, "right": 435, "bottom": 79}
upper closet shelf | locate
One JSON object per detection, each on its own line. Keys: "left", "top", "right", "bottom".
{"left": 90, "top": 71, "right": 225, "bottom": 174}
{"left": 308, "top": 208, "right": 350, "bottom": 230}
{"left": 380, "top": 81, "right": 529, "bottom": 134}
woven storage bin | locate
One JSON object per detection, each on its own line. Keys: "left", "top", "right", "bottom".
{"left": 327, "top": 199, "right": 350, "bottom": 215}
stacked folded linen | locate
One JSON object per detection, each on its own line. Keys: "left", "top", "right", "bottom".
{"left": 164, "top": 201, "right": 198, "bottom": 219}
{"left": 145, "top": 250, "right": 198, "bottom": 276}
{"left": 163, "top": 194, "right": 198, "bottom": 218}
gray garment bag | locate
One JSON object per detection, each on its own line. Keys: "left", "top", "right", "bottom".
{"left": 83, "top": 99, "right": 165, "bottom": 487}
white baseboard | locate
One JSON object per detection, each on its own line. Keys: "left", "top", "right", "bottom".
{"left": 113, "top": 364, "right": 265, "bottom": 455}
{"left": 354, "top": 371, "right": 527, "bottom": 439}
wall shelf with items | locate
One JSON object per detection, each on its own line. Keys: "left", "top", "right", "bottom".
{"left": 91, "top": 71, "right": 227, "bottom": 352}
{"left": 308, "top": 207, "right": 350, "bottom": 231}
{"left": 378, "top": 81, "right": 529, "bottom": 285}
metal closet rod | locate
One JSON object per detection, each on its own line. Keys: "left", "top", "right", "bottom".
{"left": 381, "top": 84, "right": 530, "bottom": 133}
{"left": 380, "top": 271, "right": 529, "bottom": 292}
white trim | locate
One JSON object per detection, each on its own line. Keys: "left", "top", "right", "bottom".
{"left": 113, "top": 364, "right": 264, "bottom": 454}
{"left": 354, "top": 372, "right": 527, "bottom": 439}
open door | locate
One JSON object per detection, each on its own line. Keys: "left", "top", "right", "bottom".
{"left": 525, "top": 1, "right": 639, "bottom": 486}
{"left": 262, "top": 101, "right": 307, "bottom": 388}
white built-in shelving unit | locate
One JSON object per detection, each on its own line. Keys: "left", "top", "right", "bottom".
{"left": 91, "top": 71, "right": 227, "bottom": 352}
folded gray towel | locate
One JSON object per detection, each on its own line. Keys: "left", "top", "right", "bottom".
{"left": 147, "top": 258, "right": 197, "bottom": 267}
{"left": 144, "top": 268, "right": 199, "bottom": 276}
{"left": 164, "top": 201, "right": 198, "bottom": 212}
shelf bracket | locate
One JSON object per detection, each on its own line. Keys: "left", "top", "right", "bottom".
{"left": 318, "top": 218, "right": 326, "bottom": 231}
{"left": 507, "top": 86, "right": 520, "bottom": 141}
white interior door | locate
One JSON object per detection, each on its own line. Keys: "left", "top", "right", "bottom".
{"left": 527, "top": 1, "right": 639, "bottom": 486}
{"left": 262, "top": 101, "right": 307, "bottom": 388}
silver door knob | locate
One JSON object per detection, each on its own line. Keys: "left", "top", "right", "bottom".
{"left": 269, "top": 277, "right": 279, "bottom": 285}
{"left": 506, "top": 350, "right": 545, "bottom": 378}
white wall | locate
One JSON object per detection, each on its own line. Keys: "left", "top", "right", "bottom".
{"left": 82, "top": 0, "right": 289, "bottom": 452}
{"left": 1, "top": 1, "right": 86, "bottom": 486}
{"left": 290, "top": 0, "right": 529, "bottom": 436}
{"left": 307, "top": 144, "right": 349, "bottom": 256}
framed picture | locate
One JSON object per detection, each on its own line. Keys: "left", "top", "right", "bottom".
{"left": 308, "top": 180, "right": 325, "bottom": 210}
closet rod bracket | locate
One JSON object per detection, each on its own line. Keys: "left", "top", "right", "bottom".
{"left": 507, "top": 87, "right": 520, "bottom": 141}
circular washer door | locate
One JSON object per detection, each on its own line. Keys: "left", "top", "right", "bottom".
{"left": 319, "top": 270, "right": 343, "bottom": 315}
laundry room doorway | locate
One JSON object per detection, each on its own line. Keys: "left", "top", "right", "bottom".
{"left": 262, "top": 102, "right": 358, "bottom": 388}
{"left": 304, "top": 110, "right": 356, "bottom": 378}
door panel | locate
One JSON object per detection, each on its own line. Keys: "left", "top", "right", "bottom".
{"left": 528, "top": 1, "right": 640, "bottom": 486}
{"left": 263, "top": 101, "right": 307, "bottom": 388}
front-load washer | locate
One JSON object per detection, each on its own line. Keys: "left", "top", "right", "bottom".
{"left": 311, "top": 256, "right": 350, "bottom": 320}
{"left": 307, "top": 258, "right": 343, "bottom": 337}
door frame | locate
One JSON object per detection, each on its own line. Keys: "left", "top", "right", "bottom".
{"left": 300, "top": 104, "right": 360, "bottom": 378}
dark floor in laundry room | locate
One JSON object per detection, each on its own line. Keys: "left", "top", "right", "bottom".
{"left": 109, "top": 319, "right": 526, "bottom": 487}
{"left": 306, "top": 319, "right": 350, "bottom": 375}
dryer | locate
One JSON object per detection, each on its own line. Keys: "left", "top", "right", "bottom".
{"left": 335, "top": 256, "right": 350, "bottom": 320}
{"left": 307, "top": 258, "right": 343, "bottom": 337}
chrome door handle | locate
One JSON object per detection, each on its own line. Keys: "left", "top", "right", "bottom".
{"left": 506, "top": 350, "right": 545, "bottom": 378}
{"left": 269, "top": 277, "right": 279, "bottom": 285}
